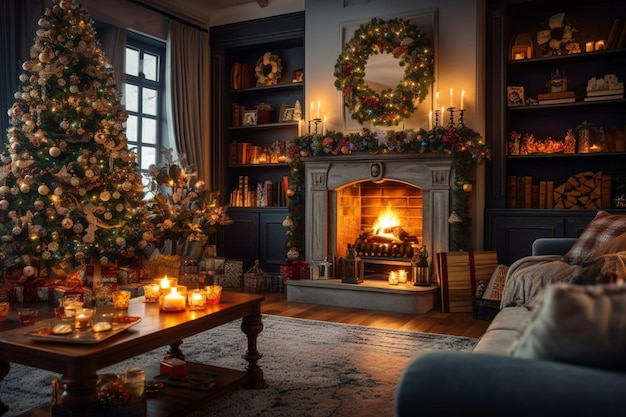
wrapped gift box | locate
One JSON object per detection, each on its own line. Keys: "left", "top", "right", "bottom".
{"left": 119, "top": 284, "right": 145, "bottom": 298}
{"left": 86, "top": 264, "right": 118, "bottom": 285}
{"left": 179, "top": 273, "right": 200, "bottom": 286}
{"left": 0, "top": 284, "right": 14, "bottom": 302}
{"left": 198, "top": 257, "right": 226, "bottom": 273}
{"left": 280, "top": 261, "right": 309, "bottom": 280}
{"left": 221, "top": 260, "right": 243, "bottom": 288}
{"left": 435, "top": 251, "right": 499, "bottom": 313}
{"left": 53, "top": 286, "right": 93, "bottom": 308}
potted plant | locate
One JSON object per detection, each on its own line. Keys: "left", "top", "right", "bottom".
{"left": 256, "top": 102, "right": 273, "bottom": 124}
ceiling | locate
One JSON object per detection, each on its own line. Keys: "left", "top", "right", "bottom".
{"left": 132, "top": 0, "right": 268, "bottom": 27}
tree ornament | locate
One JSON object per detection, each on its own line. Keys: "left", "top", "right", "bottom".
{"left": 73, "top": 223, "right": 84, "bottom": 234}
{"left": 462, "top": 183, "right": 473, "bottom": 192}
{"left": 23, "top": 265, "right": 36, "bottom": 277}
{"left": 0, "top": 199, "right": 8, "bottom": 210}
{"left": 49, "top": 146, "right": 61, "bottom": 158}
{"left": 12, "top": 226, "right": 22, "bottom": 235}
{"left": 100, "top": 191, "right": 111, "bottom": 201}
{"left": 38, "top": 184, "right": 50, "bottom": 195}
{"left": 121, "top": 181, "right": 132, "bottom": 192}
{"left": 19, "top": 183, "right": 30, "bottom": 193}
{"left": 34, "top": 199, "right": 44, "bottom": 211}
{"left": 61, "top": 216, "right": 74, "bottom": 229}
{"left": 0, "top": 185, "right": 10, "bottom": 196}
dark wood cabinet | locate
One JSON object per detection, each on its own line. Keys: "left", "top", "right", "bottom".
{"left": 485, "top": 0, "right": 626, "bottom": 262}
{"left": 210, "top": 12, "right": 304, "bottom": 272}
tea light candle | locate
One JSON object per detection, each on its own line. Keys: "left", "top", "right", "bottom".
{"left": 586, "top": 41, "right": 594, "bottom": 52}
{"left": 74, "top": 308, "right": 93, "bottom": 330}
{"left": 92, "top": 313, "right": 113, "bottom": 332}
{"left": 595, "top": 40, "right": 605, "bottom": 50}
{"left": 161, "top": 287, "right": 186, "bottom": 311}
{"left": 188, "top": 289, "right": 206, "bottom": 310}
{"left": 143, "top": 283, "right": 161, "bottom": 303}
{"left": 398, "top": 269, "right": 408, "bottom": 284}
{"left": 388, "top": 271, "right": 399, "bottom": 285}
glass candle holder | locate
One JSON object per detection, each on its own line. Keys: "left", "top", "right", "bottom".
{"left": 155, "top": 276, "right": 178, "bottom": 296}
{"left": 188, "top": 289, "right": 206, "bottom": 310}
{"left": 92, "top": 312, "right": 114, "bottom": 332}
{"left": 205, "top": 285, "right": 223, "bottom": 305}
{"left": 112, "top": 290, "right": 131, "bottom": 310}
{"left": 17, "top": 307, "right": 38, "bottom": 326}
{"left": 160, "top": 286, "right": 187, "bottom": 311}
{"left": 74, "top": 308, "right": 94, "bottom": 330}
{"left": 51, "top": 316, "right": 75, "bottom": 335}
{"left": 0, "top": 302, "right": 9, "bottom": 322}
{"left": 143, "top": 283, "right": 161, "bottom": 303}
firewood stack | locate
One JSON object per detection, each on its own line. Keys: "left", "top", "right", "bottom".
{"left": 553, "top": 171, "right": 609, "bottom": 209}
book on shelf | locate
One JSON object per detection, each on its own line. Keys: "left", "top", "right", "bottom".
{"left": 583, "top": 94, "right": 624, "bottom": 102}
{"left": 537, "top": 91, "right": 575, "bottom": 101}
{"left": 539, "top": 97, "right": 576, "bottom": 105}
{"left": 507, "top": 176, "right": 555, "bottom": 209}
{"left": 618, "top": 19, "right": 626, "bottom": 48}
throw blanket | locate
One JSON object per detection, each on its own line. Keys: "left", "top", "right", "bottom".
{"left": 501, "top": 252, "right": 626, "bottom": 308}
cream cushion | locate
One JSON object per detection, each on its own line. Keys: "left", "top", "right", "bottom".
{"left": 512, "top": 283, "right": 626, "bottom": 371}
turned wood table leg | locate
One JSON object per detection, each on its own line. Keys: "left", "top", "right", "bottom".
{"left": 0, "top": 360, "right": 9, "bottom": 416}
{"left": 167, "top": 340, "right": 185, "bottom": 360}
{"left": 61, "top": 362, "right": 99, "bottom": 417}
{"left": 241, "top": 309, "right": 267, "bottom": 389}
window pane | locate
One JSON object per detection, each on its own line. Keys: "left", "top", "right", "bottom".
{"left": 125, "top": 47, "right": 139, "bottom": 77}
{"left": 125, "top": 84, "right": 139, "bottom": 112}
{"left": 143, "top": 52, "right": 159, "bottom": 81}
{"left": 142, "top": 118, "right": 157, "bottom": 144}
{"left": 141, "top": 146, "right": 157, "bottom": 170}
{"left": 142, "top": 88, "right": 158, "bottom": 116}
{"left": 125, "top": 115, "right": 138, "bottom": 142}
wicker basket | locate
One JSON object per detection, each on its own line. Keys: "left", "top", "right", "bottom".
{"left": 472, "top": 297, "right": 500, "bottom": 321}
{"left": 243, "top": 260, "right": 272, "bottom": 293}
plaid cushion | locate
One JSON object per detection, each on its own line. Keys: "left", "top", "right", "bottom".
{"left": 564, "top": 211, "right": 626, "bottom": 264}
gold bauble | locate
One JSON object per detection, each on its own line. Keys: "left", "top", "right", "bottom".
{"left": 462, "top": 183, "right": 473, "bottom": 192}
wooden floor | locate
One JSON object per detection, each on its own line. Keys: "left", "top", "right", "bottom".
{"left": 257, "top": 291, "right": 490, "bottom": 339}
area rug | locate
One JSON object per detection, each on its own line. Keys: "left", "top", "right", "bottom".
{"left": 0, "top": 315, "right": 477, "bottom": 417}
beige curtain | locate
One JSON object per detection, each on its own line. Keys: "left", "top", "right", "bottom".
{"left": 167, "top": 20, "right": 211, "bottom": 185}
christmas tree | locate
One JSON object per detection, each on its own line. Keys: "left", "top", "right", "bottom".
{"left": 0, "top": 0, "right": 153, "bottom": 280}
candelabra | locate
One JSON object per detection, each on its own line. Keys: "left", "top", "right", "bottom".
{"left": 308, "top": 118, "right": 322, "bottom": 134}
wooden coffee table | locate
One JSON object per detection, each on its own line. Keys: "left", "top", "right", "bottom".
{"left": 0, "top": 291, "right": 266, "bottom": 417}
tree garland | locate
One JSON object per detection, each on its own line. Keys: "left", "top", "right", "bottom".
{"left": 334, "top": 17, "right": 435, "bottom": 126}
{"left": 283, "top": 125, "right": 491, "bottom": 257}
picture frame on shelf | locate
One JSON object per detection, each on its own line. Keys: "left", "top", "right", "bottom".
{"left": 507, "top": 86, "right": 525, "bottom": 106}
{"left": 279, "top": 104, "right": 295, "bottom": 121}
{"left": 292, "top": 69, "right": 304, "bottom": 83}
{"left": 243, "top": 109, "right": 258, "bottom": 126}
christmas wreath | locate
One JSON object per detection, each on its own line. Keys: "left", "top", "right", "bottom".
{"left": 536, "top": 12, "right": 579, "bottom": 56}
{"left": 334, "top": 17, "right": 435, "bottom": 126}
{"left": 255, "top": 52, "right": 282, "bottom": 86}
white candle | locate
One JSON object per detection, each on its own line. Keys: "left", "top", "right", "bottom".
{"left": 460, "top": 90, "right": 465, "bottom": 110}
{"left": 160, "top": 276, "right": 171, "bottom": 289}
{"left": 428, "top": 110, "right": 433, "bottom": 130}
{"left": 441, "top": 106, "right": 445, "bottom": 122}
{"left": 389, "top": 271, "right": 399, "bottom": 285}
{"left": 322, "top": 116, "right": 327, "bottom": 135}
{"left": 162, "top": 287, "right": 186, "bottom": 310}
{"left": 449, "top": 88, "right": 454, "bottom": 108}
{"left": 317, "top": 101, "right": 321, "bottom": 119}
{"left": 298, "top": 119, "right": 302, "bottom": 137}
{"left": 435, "top": 91, "right": 439, "bottom": 110}
{"left": 310, "top": 102, "right": 314, "bottom": 121}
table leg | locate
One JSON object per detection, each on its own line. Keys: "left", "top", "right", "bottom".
{"left": 167, "top": 340, "right": 185, "bottom": 360}
{"left": 241, "top": 310, "right": 267, "bottom": 389}
{"left": 0, "top": 360, "right": 9, "bottom": 416}
{"left": 61, "top": 363, "right": 99, "bottom": 417}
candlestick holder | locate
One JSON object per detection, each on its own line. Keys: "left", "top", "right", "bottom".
{"left": 447, "top": 107, "right": 456, "bottom": 127}
{"left": 308, "top": 118, "right": 322, "bottom": 134}
{"left": 458, "top": 109, "right": 465, "bottom": 127}
{"left": 434, "top": 110, "right": 440, "bottom": 128}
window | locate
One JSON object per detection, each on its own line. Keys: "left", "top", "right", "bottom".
{"left": 124, "top": 32, "right": 166, "bottom": 178}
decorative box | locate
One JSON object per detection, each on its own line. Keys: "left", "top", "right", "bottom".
{"left": 160, "top": 358, "right": 187, "bottom": 377}
{"left": 145, "top": 254, "right": 182, "bottom": 279}
{"left": 436, "top": 251, "right": 499, "bottom": 313}
{"left": 220, "top": 260, "right": 243, "bottom": 288}
{"left": 199, "top": 257, "right": 226, "bottom": 273}
{"left": 179, "top": 273, "right": 200, "bottom": 286}
{"left": 86, "top": 264, "right": 118, "bottom": 286}
{"left": 53, "top": 286, "right": 93, "bottom": 308}
{"left": 280, "top": 260, "right": 309, "bottom": 280}
{"left": 181, "top": 259, "right": 198, "bottom": 275}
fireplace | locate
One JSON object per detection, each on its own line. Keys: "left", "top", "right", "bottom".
{"left": 303, "top": 153, "right": 454, "bottom": 280}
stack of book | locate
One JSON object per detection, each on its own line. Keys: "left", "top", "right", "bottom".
{"left": 584, "top": 85, "right": 624, "bottom": 101}
{"left": 537, "top": 91, "right": 575, "bottom": 105}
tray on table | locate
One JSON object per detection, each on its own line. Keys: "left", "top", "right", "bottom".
{"left": 24, "top": 316, "right": 141, "bottom": 344}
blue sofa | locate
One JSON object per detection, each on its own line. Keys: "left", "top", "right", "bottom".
{"left": 395, "top": 238, "right": 626, "bottom": 417}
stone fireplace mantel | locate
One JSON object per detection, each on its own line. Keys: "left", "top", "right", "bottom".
{"left": 303, "top": 153, "right": 454, "bottom": 266}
